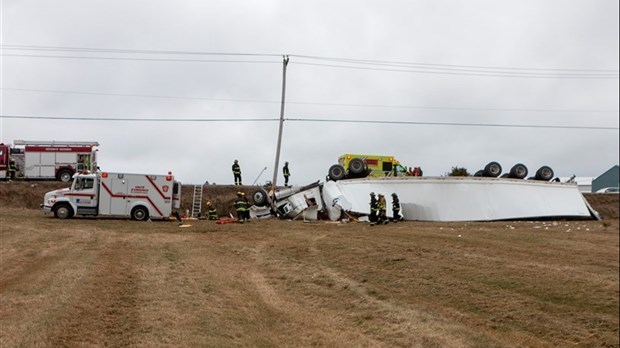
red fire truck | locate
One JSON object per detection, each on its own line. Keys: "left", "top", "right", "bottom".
{"left": 0, "top": 140, "right": 99, "bottom": 182}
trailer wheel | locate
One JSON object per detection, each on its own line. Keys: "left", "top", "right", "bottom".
{"left": 54, "top": 203, "right": 74, "bottom": 219}
{"left": 58, "top": 169, "right": 74, "bottom": 182}
{"left": 348, "top": 158, "right": 366, "bottom": 176}
{"left": 131, "top": 206, "right": 149, "bottom": 221}
{"left": 328, "top": 164, "right": 346, "bottom": 181}
{"left": 473, "top": 170, "right": 484, "bottom": 177}
{"left": 535, "top": 166, "right": 554, "bottom": 181}
{"left": 252, "top": 188, "right": 268, "bottom": 207}
{"left": 483, "top": 161, "right": 502, "bottom": 177}
{"left": 509, "top": 163, "right": 528, "bottom": 179}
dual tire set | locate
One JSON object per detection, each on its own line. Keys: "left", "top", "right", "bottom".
{"left": 328, "top": 158, "right": 367, "bottom": 181}
{"left": 473, "top": 162, "right": 555, "bottom": 181}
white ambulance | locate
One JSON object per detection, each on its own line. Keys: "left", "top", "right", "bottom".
{"left": 42, "top": 171, "right": 181, "bottom": 220}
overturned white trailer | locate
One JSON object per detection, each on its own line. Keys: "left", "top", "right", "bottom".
{"left": 322, "top": 176, "right": 598, "bottom": 222}
{"left": 253, "top": 176, "right": 598, "bottom": 222}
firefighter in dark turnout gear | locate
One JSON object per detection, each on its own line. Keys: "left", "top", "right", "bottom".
{"left": 283, "top": 162, "right": 290, "bottom": 186}
{"left": 8, "top": 159, "right": 18, "bottom": 181}
{"left": 234, "top": 192, "right": 250, "bottom": 223}
{"left": 369, "top": 192, "right": 379, "bottom": 225}
{"left": 391, "top": 193, "right": 403, "bottom": 222}
{"left": 232, "top": 160, "right": 242, "bottom": 185}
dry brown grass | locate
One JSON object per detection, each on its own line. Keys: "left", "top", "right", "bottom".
{"left": 1, "top": 204, "right": 618, "bottom": 347}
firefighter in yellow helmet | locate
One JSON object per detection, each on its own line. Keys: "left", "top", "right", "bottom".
{"left": 206, "top": 201, "right": 218, "bottom": 220}
{"left": 234, "top": 192, "right": 250, "bottom": 223}
{"left": 377, "top": 193, "right": 388, "bottom": 225}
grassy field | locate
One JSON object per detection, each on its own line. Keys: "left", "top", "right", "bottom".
{"left": 1, "top": 207, "right": 618, "bottom": 347}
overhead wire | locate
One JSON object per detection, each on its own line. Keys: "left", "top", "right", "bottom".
{"left": 1, "top": 114, "right": 617, "bottom": 131}
{"left": 2, "top": 44, "right": 618, "bottom": 79}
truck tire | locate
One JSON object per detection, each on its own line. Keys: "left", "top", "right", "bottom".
{"left": 252, "top": 188, "right": 268, "bottom": 207}
{"left": 328, "top": 164, "right": 346, "bottom": 181}
{"left": 509, "top": 163, "right": 528, "bottom": 179}
{"left": 54, "top": 203, "right": 74, "bottom": 219}
{"left": 58, "top": 169, "right": 74, "bottom": 182}
{"left": 348, "top": 158, "right": 366, "bottom": 176}
{"left": 473, "top": 170, "right": 484, "bottom": 177}
{"left": 131, "top": 206, "right": 149, "bottom": 221}
{"left": 483, "top": 161, "right": 502, "bottom": 177}
{"left": 535, "top": 166, "right": 554, "bottom": 181}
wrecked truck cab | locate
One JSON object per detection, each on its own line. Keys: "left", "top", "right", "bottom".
{"left": 251, "top": 181, "right": 325, "bottom": 220}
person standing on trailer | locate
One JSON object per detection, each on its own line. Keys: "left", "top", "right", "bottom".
{"left": 283, "top": 161, "right": 291, "bottom": 186}
{"left": 232, "top": 160, "right": 242, "bottom": 185}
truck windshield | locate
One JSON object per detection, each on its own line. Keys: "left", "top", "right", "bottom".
{"left": 75, "top": 178, "right": 94, "bottom": 190}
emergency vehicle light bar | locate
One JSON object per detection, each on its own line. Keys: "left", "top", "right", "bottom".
{"left": 13, "top": 140, "right": 100, "bottom": 147}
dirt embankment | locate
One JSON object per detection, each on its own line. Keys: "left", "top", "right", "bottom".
{"left": 1, "top": 181, "right": 618, "bottom": 220}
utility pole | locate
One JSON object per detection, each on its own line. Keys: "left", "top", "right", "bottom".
{"left": 271, "top": 55, "right": 289, "bottom": 209}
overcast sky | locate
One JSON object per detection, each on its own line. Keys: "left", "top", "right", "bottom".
{"left": 1, "top": 1, "right": 618, "bottom": 186}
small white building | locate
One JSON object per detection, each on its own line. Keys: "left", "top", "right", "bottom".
{"left": 558, "top": 177, "right": 593, "bottom": 193}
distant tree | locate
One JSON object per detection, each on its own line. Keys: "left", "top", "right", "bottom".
{"left": 448, "top": 166, "right": 470, "bottom": 177}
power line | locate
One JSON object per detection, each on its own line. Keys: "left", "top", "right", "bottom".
{"left": 1, "top": 54, "right": 280, "bottom": 64}
{"left": 290, "top": 54, "right": 620, "bottom": 73}
{"left": 1, "top": 44, "right": 283, "bottom": 58}
{"left": 3, "top": 44, "right": 617, "bottom": 79}
{"left": 1, "top": 114, "right": 617, "bottom": 130}
{"left": 3, "top": 87, "right": 617, "bottom": 114}
{"left": 286, "top": 117, "right": 619, "bottom": 130}
{"left": 293, "top": 61, "right": 619, "bottom": 79}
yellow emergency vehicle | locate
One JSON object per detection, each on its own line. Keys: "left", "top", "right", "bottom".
{"left": 328, "top": 154, "right": 411, "bottom": 181}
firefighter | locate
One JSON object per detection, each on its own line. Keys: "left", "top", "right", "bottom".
{"left": 232, "top": 160, "right": 242, "bottom": 185}
{"left": 206, "top": 201, "right": 218, "bottom": 220}
{"left": 234, "top": 192, "right": 250, "bottom": 223}
{"left": 391, "top": 193, "right": 403, "bottom": 222}
{"left": 377, "top": 194, "right": 388, "bottom": 224}
{"left": 369, "top": 192, "right": 379, "bottom": 225}
{"left": 283, "top": 161, "right": 290, "bottom": 186}
{"left": 8, "top": 159, "right": 18, "bottom": 181}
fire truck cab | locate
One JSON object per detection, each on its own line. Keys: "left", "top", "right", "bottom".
{"left": 42, "top": 171, "right": 181, "bottom": 221}
{"left": 0, "top": 140, "right": 99, "bottom": 182}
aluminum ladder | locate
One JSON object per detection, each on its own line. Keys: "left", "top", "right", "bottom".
{"left": 191, "top": 185, "right": 203, "bottom": 217}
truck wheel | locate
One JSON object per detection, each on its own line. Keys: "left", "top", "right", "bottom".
{"left": 131, "top": 206, "right": 149, "bottom": 221}
{"left": 58, "top": 169, "right": 74, "bottom": 182}
{"left": 252, "top": 188, "right": 268, "bottom": 207}
{"left": 509, "top": 163, "right": 528, "bottom": 179}
{"left": 535, "top": 166, "right": 554, "bottom": 181}
{"left": 54, "top": 203, "right": 74, "bottom": 219}
{"left": 348, "top": 158, "right": 366, "bottom": 175}
{"left": 484, "top": 161, "right": 502, "bottom": 177}
{"left": 328, "top": 164, "right": 346, "bottom": 181}
{"left": 473, "top": 170, "right": 484, "bottom": 177}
